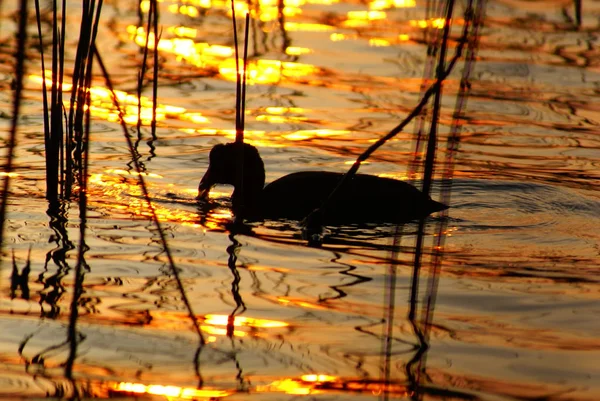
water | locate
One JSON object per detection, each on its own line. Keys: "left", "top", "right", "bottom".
{"left": 0, "top": 0, "right": 599, "bottom": 399}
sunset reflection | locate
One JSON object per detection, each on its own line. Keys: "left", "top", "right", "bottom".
{"left": 112, "top": 375, "right": 409, "bottom": 398}
{"left": 200, "top": 314, "right": 289, "bottom": 338}
{"left": 258, "top": 375, "right": 410, "bottom": 396}
{"left": 129, "top": 26, "right": 318, "bottom": 84}
{"left": 218, "top": 58, "right": 317, "bottom": 85}
{"left": 257, "top": 375, "right": 338, "bottom": 395}
{"left": 88, "top": 170, "right": 208, "bottom": 227}
{"left": 28, "top": 74, "right": 188, "bottom": 126}
{"left": 113, "top": 382, "right": 230, "bottom": 399}
{"left": 369, "top": 0, "right": 415, "bottom": 9}
{"left": 410, "top": 17, "right": 446, "bottom": 29}
{"left": 204, "top": 314, "right": 289, "bottom": 328}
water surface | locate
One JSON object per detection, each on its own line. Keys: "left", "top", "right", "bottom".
{"left": 0, "top": 0, "right": 599, "bottom": 399}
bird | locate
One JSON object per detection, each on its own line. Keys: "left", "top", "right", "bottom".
{"left": 198, "top": 142, "right": 447, "bottom": 224}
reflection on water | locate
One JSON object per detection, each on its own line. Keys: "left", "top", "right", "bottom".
{"left": 1, "top": 0, "right": 599, "bottom": 399}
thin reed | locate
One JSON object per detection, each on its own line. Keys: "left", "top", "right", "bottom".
{"left": 93, "top": 1, "right": 208, "bottom": 384}
{"left": 0, "top": 0, "right": 28, "bottom": 256}
{"left": 377, "top": 0, "right": 487, "bottom": 397}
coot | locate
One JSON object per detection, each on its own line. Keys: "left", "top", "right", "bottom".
{"left": 198, "top": 142, "right": 447, "bottom": 224}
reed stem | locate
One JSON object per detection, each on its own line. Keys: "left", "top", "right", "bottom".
{"left": 0, "top": 0, "right": 28, "bottom": 254}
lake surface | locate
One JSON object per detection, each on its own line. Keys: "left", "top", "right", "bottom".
{"left": 0, "top": 0, "right": 598, "bottom": 399}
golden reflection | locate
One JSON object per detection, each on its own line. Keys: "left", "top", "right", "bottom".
{"left": 265, "top": 106, "right": 305, "bottom": 114}
{"left": 29, "top": 74, "right": 190, "bottom": 126}
{"left": 282, "top": 129, "right": 350, "bottom": 141}
{"left": 330, "top": 32, "right": 355, "bottom": 42}
{"left": 28, "top": 73, "right": 73, "bottom": 91}
{"left": 130, "top": 26, "right": 318, "bottom": 85}
{"left": 103, "top": 169, "right": 163, "bottom": 179}
{"left": 344, "top": 10, "right": 386, "bottom": 27}
{"left": 410, "top": 17, "right": 446, "bottom": 29}
{"left": 184, "top": 128, "right": 268, "bottom": 142}
{"left": 276, "top": 296, "right": 330, "bottom": 310}
{"left": 200, "top": 314, "right": 289, "bottom": 338}
{"left": 184, "top": 128, "right": 353, "bottom": 146}
{"left": 180, "top": 112, "right": 210, "bottom": 124}
{"left": 332, "top": 32, "right": 411, "bottom": 44}
{"left": 204, "top": 314, "right": 289, "bottom": 328}
{"left": 284, "top": 22, "right": 334, "bottom": 31}
{"left": 218, "top": 58, "right": 317, "bottom": 85}
{"left": 377, "top": 172, "right": 410, "bottom": 180}
{"left": 141, "top": 0, "right": 212, "bottom": 14}
{"left": 369, "top": 38, "right": 391, "bottom": 47}
{"left": 168, "top": 3, "right": 201, "bottom": 17}
{"left": 265, "top": 379, "right": 315, "bottom": 395}
{"left": 256, "top": 114, "right": 307, "bottom": 123}
{"left": 167, "top": 25, "right": 198, "bottom": 38}
{"left": 89, "top": 170, "right": 207, "bottom": 228}
{"left": 347, "top": 10, "right": 386, "bottom": 20}
{"left": 258, "top": 376, "right": 410, "bottom": 396}
{"left": 258, "top": 375, "right": 336, "bottom": 395}
{"left": 113, "top": 382, "right": 231, "bottom": 399}
{"left": 255, "top": 5, "right": 302, "bottom": 22}
{"left": 369, "top": 0, "right": 415, "bottom": 9}
{"left": 129, "top": 26, "right": 235, "bottom": 68}
{"left": 285, "top": 46, "right": 313, "bottom": 56}
{"left": 149, "top": 0, "right": 304, "bottom": 23}
{"left": 301, "top": 374, "right": 337, "bottom": 382}
{"left": 201, "top": 325, "right": 247, "bottom": 337}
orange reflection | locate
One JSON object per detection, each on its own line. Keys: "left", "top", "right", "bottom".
{"left": 257, "top": 375, "right": 334, "bottom": 395}
{"left": 129, "top": 26, "right": 235, "bottom": 68}
{"left": 140, "top": 0, "right": 212, "bottom": 13}
{"left": 369, "top": 0, "right": 415, "bottom": 9}
{"left": 276, "top": 296, "right": 330, "bottom": 310}
{"left": 168, "top": 3, "right": 201, "bottom": 17}
{"left": 330, "top": 32, "right": 356, "bottom": 42}
{"left": 200, "top": 314, "right": 289, "bottom": 338}
{"left": 29, "top": 74, "right": 189, "bottom": 126}
{"left": 410, "top": 17, "right": 446, "bottom": 29}
{"left": 369, "top": 38, "right": 391, "bottom": 47}
{"left": 256, "top": 114, "right": 307, "bottom": 123}
{"left": 285, "top": 46, "right": 313, "bottom": 56}
{"left": 219, "top": 58, "right": 317, "bottom": 85}
{"left": 204, "top": 314, "right": 289, "bottom": 328}
{"left": 113, "top": 382, "right": 231, "bottom": 399}
{"left": 265, "top": 378, "right": 317, "bottom": 395}
{"left": 347, "top": 10, "right": 386, "bottom": 20}
{"left": 284, "top": 22, "right": 334, "bottom": 31}
{"left": 167, "top": 25, "right": 198, "bottom": 38}
{"left": 265, "top": 106, "right": 306, "bottom": 114}
{"left": 301, "top": 374, "right": 337, "bottom": 382}
{"left": 344, "top": 10, "right": 386, "bottom": 27}
{"left": 88, "top": 170, "right": 208, "bottom": 228}
{"left": 201, "top": 325, "right": 247, "bottom": 337}
{"left": 28, "top": 72, "right": 73, "bottom": 91}
{"left": 257, "top": 375, "right": 410, "bottom": 396}
{"left": 282, "top": 129, "right": 350, "bottom": 141}
{"left": 183, "top": 128, "right": 268, "bottom": 141}
{"left": 130, "top": 26, "right": 317, "bottom": 85}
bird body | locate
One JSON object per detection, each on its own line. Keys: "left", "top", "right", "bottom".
{"left": 198, "top": 142, "right": 447, "bottom": 224}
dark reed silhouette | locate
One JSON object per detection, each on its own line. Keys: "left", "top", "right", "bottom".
{"left": 198, "top": 142, "right": 448, "bottom": 224}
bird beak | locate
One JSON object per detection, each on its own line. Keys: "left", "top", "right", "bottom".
{"left": 197, "top": 167, "right": 214, "bottom": 200}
